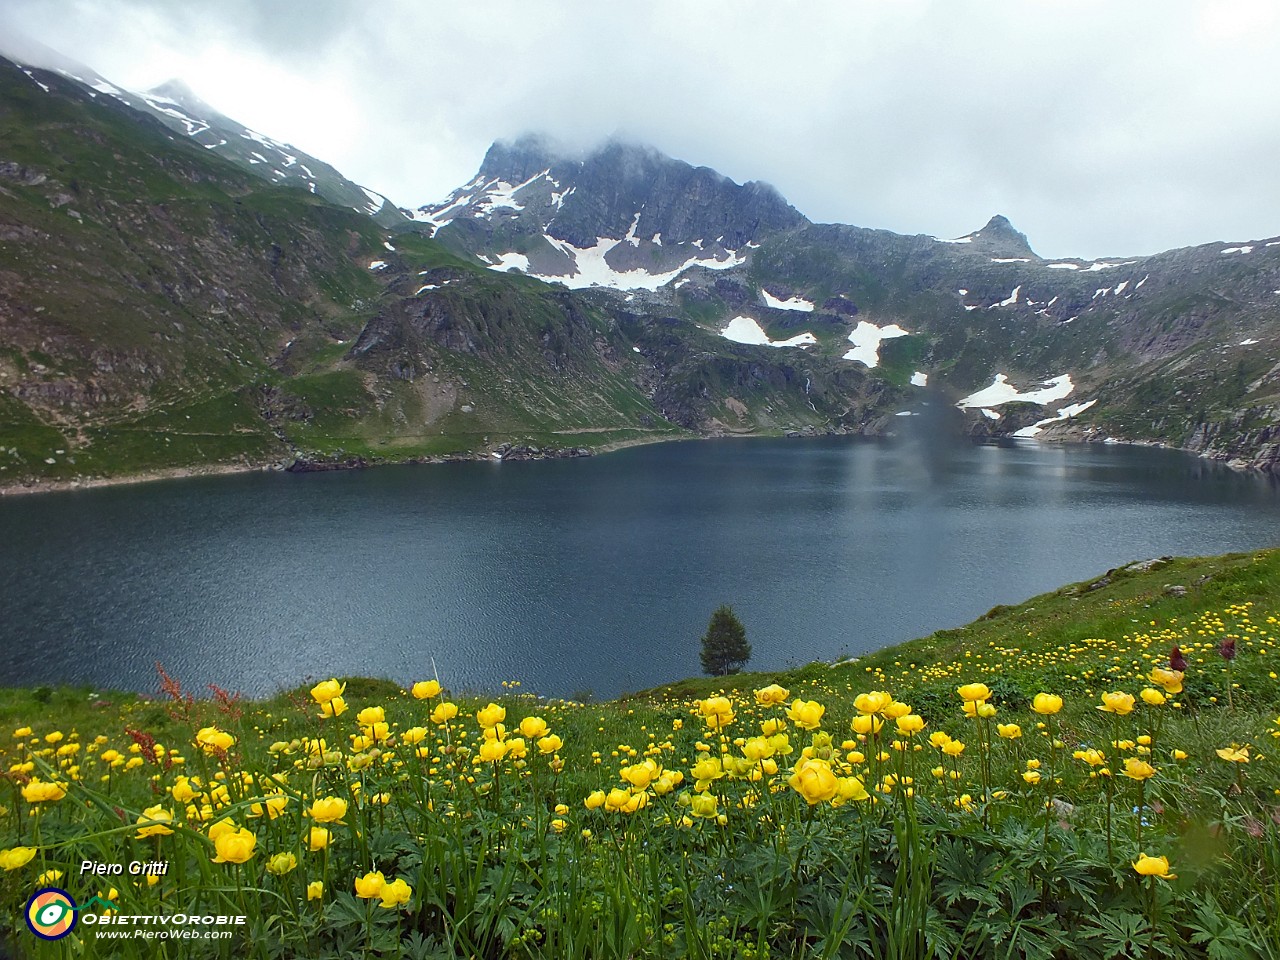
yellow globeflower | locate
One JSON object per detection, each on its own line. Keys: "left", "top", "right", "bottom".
{"left": 356, "top": 706, "right": 385, "bottom": 726}
{"left": 266, "top": 851, "right": 297, "bottom": 876}
{"left": 1148, "top": 667, "right": 1184, "bottom": 694}
{"left": 13, "top": 727, "right": 32, "bottom": 738}
{"left": 882, "top": 701, "right": 913, "bottom": 720}
{"left": 431, "top": 702, "right": 459, "bottom": 724}
{"left": 21, "top": 780, "right": 66, "bottom": 803}
{"left": 690, "top": 793, "right": 719, "bottom": 819}
{"left": 1122, "top": 757, "right": 1156, "bottom": 781}
{"left": 308, "top": 827, "right": 331, "bottom": 852}
{"left": 835, "top": 776, "right": 870, "bottom": 803}
{"left": 1098, "top": 692, "right": 1135, "bottom": 715}
{"left": 537, "top": 734, "right": 563, "bottom": 755}
{"left": 354, "top": 871, "right": 386, "bottom": 899}
{"left": 851, "top": 714, "right": 884, "bottom": 736}
{"left": 320, "top": 696, "right": 347, "bottom": 718}
{"left": 690, "top": 756, "right": 726, "bottom": 785}
{"left": 1022, "top": 770, "right": 1042, "bottom": 785}
{"left": 787, "top": 699, "right": 825, "bottom": 731}
{"left": 584, "top": 790, "right": 606, "bottom": 810}
{"left": 942, "top": 740, "right": 966, "bottom": 758}
{"left": 1132, "top": 854, "right": 1176, "bottom": 879}
{"left": 479, "top": 739, "right": 507, "bottom": 763}
{"left": 411, "top": 680, "right": 441, "bottom": 699}
{"left": 697, "top": 697, "right": 736, "bottom": 730}
{"left": 476, "top": 703, "right": 506, "bottom": 729}
{"left": 1032, "top": 693, "right": 1063, "bottom": 715}
{"left": 212, "top": 828, "right": 256, "bottom": 864}
{"left": 379, "top": 877, "right": 412, "bottom": 908}
{"left": 0, "top": 847, "right": 37, "bottom": 871}
{"left": 309, "top": 797, "right": 348, "bottom": 823}
{"left": 1216, "top": 746, "right": 1250, "bottom": 763}
{"left": 1140, "top": 688, "right": 1166, "bottom": 706}
{"left": 307, "top": 881, "right": 324, "bottom": 901}
{"left": 754, "top": 684, "right": 790, "bottom": 706}
{"left": 928, "top": 731, "right": 952, "bottom": 749}
{"left": 135, "top": 805, "right": 175, "bottom": 839}
{"left": 853, "top": 691, "right": 893, "bottom": 715}
{"left": 895, "top": 714, "right": 926, "bottom": 735}
{"left": 788, "top": 757, "right": 838, "bottom": 805}
{"left": 963, "top": 701, "right": 997, "bottom": 719}
{"left": 519, "top": 716, "right": 549, "bottom": 740}
{"left": 956, "top": 683, "right": 991, "bottom": 703}
{"left": 997, "top": 723, "right": 1022, "bottom": 740}
{"left": 195, "top": 727, "right": 234, "bottom": 753}
{"left": 622, "top": 760, "right": 659, "bottom": 790}
{"left": 310, "top": 679, "right": 345, "bottom": 704}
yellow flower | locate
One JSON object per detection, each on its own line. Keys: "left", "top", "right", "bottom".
{"left": 431, "top": 702, "right": 459, "bottom": 724}
{"left": 171, "top": 776, "right": 199, "bottom": 804}
{"left": 1032, "top": 693, "right": 1063, "bottom": 715}
{"left": 21, "top": 779, "right": 66, "bottom": 803}
{"left": 1073, "top": 748, "right": 1106, "bottom": 766}
{"left": 1132, "top": 853, "right": 1175, "bottom": 879}
{"left": 788, "top": 757, "right": 838, "bottom": 805}
{"left": 412, "top": 680, "right": 441, "bottom": 699}
{"left": 622, "top": 760, "right": 659, "bottom": 790}
{"left": 835, "top": 776, "right": 870, "bottom": 803}
{"left": 476, "top": 703, "right": 506, "bottom": 729}
{"left": 956, "top": 683, "right": 991, "bottom": 703}
{"left": 1122, "top": 757, "right": 1156, "bottom": 780}
{"left": 1098, "top": 692, "right": 1135, "bottom": 715}
{"left": 690, "top": 757, "right": 726, "bottom": 785}
{"left": 135, "top": 805, "right": 175, "bottom": 839}
{"left": 266, "top": 851, "right": 297, "bottom": 876}
{"left": 963, "top": 701, "right": 997, "bottom": 719}
{"left": 354, "top": 870, "right": 386, "bottom": 899}
{"left": 401, "top": 726, "right": 427, "bottom": 746}
{"left": 1140, "top": 688, "right": 1166, "bottom": 706}
{"left": 320, "top": 696, "right": 347, "bottom": 718}
{"left": 519, "top": 716, "right": 549, "bottom": 739}
{"left": 1148, "top": 667, "right": 1184, "bottom": 694}
{"left": 307, "top": 881, "right": 324, "bottom": 901}
{"left": 13, "top": 727, "right": 32, "bottom": 738}
{"left": 379, "top": 877, "right": 412, "bottom": 908}
{"left": 1022, "top": 770, "right": 1042, "bottom": 785}
{"left": 787, "top": 699, "right": 825, "bottom": 731}
{"left": 45, "top": 731, "right": 64, "bottom": 744}
{"left": 851, "top": 714, "right": 884, "bottom": 736}
{"left": 584, "top": 790, "right": 606, "bottom": 810}
{"left": 1171, "top": 749, "right": 1188, "bottom": 761}
{"left": 251, "top": 794, "right": 289, "bottom": 820}
{"left": 310, "top": 679, "right": 345, "bottom": 704}
{"left": 212, "top": 827, "right": 256, "bottom": 864}
{"left": 853, "top": 691, "right": 893, "bottom": 715}
{"left": 537, "top": 734, "right": 563, "bottom": 754}
{"left": 690, "top": 793, "right": 719, "bottom": 819}
{"left": 895, "top": 714, "right": 926, "bottom": 735}
{"left": 195, "top": 727, "right": 235, "bottom": 753}
{"left": 754, "top": 683, "right": 790, "bottom": 706}
{"left": 356, "top": 706, "right": 385, "bottom": 726}
{"left": 309, "top": 797, "right": 348, "bottom": 823}
{"left": 479, "top": 739, "right": 508, "bottom": 762}
{"left": 0, "top": 847, "right": 36, "bottom": 871}
{"left": 883, "top": 701, "right": 913, "bottom": 720}
{"left": 697, "top": 697, "right": 736, "bottom": 730}
{"left": 942, "top": 740, "right": 966, "bottom": 758}
{"left": 928, "top": 731, "right": 952, "bottom": 749}
{"left": 997, "top": 723, "right": 1022, "bottom": 740}
{"left": 550, "top": 818, "right": 567, "bottom": 833}
{"left": 1216, "top": 745, "right": 1250, "bottom": 763}
{"left": 308, "top": 827, "right": 331, "bottom": 851}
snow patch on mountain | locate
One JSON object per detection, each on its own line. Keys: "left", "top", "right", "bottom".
{"left": 487, "top": 252, "right": 531, "bottom": 273}
{"left": 762, "top": 290, "right": 815, "bottom": 312}
{"left": 720, "top": 317, "right": 817, "bottom": 348}
{"left": 843, "top": 321, "right": 909, "bottom": 368}
{"left": 500, "top": 234, "right": 746, "bottom": 291}
{"left": 1012, "top": 399, "right": 1097, "bottom": 437}
{"left": 910, "top": 372, "right": 928, "bottom": 387}
{"left": 958, "top": 374, "right": 1075, "bottom": 408}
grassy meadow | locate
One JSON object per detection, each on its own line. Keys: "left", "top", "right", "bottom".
{"left": 2, "top": 549, "right": 1280, "bottom": 958}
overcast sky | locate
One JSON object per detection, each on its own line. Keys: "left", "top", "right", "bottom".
{"left": 3, "top": 0, "right": 1278, "bottom": 259}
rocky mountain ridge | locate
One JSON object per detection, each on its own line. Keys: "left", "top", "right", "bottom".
{"left": 2, "top": 46, "right": 1279, "bottom": 491}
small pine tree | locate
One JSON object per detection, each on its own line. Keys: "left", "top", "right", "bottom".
{"left": 700, "top": 605, "right": 751, "bottom": 676}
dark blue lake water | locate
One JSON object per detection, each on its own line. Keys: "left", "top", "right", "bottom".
{"left": 2, "top": 436, "right": 1278, "bottom": 699}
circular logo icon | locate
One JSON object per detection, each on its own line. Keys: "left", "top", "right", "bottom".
{"left": 25, "top": 888, "right": 77, "bottom": 941}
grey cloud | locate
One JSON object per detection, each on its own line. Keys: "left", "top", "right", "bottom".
{"left": 3, "top": 0, "right": 1278, "bottom": 259}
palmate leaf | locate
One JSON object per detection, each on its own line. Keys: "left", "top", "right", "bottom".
{"left": 1080, "top": 910, "right": 1151, "bottom": 959}
{"left": 1187, "top": 894, "right": 1267, "bottom": 960}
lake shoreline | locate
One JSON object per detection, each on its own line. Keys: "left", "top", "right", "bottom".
{"left": 0, "top": 426, "right": 1260, "bottom": 498}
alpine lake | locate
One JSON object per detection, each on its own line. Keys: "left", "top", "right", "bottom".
{"left": 2, "top": 433, "right": 1279, "bottom": 701}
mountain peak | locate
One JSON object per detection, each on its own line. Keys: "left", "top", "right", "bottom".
{"left": 951, "top": 214, "right": 1038, "bottom": 259}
